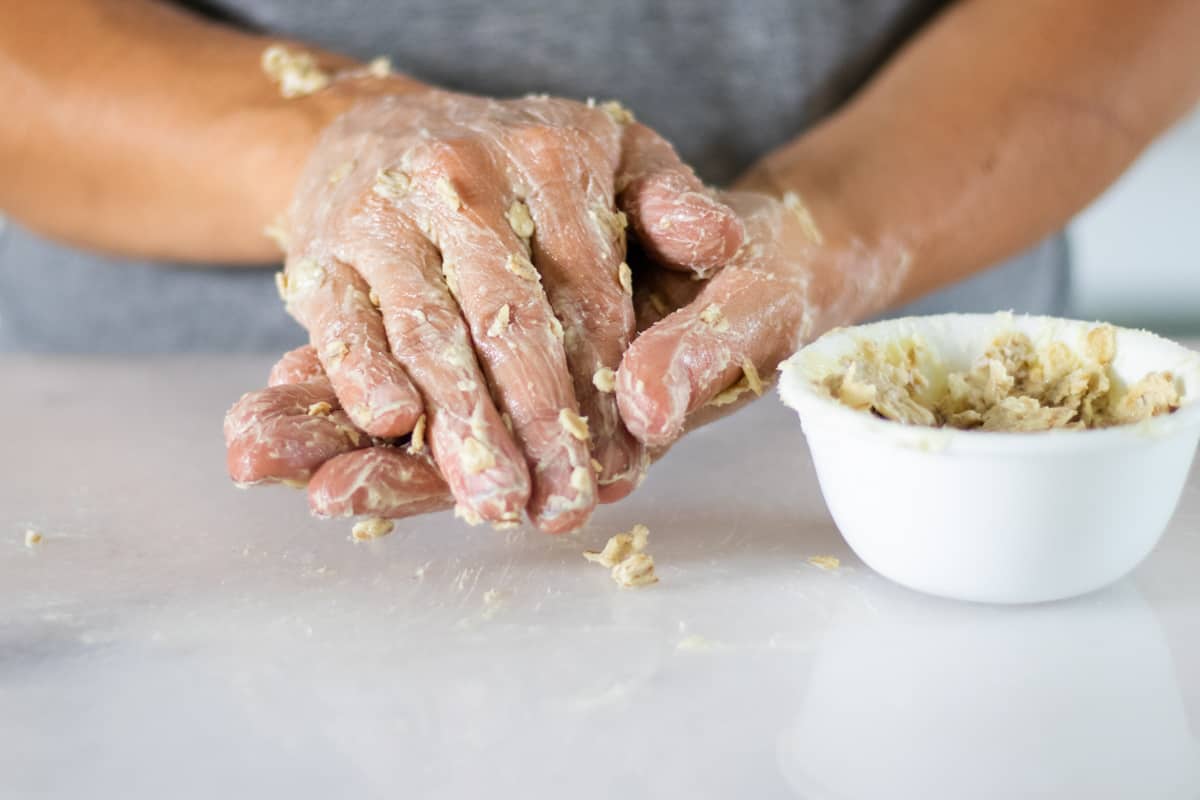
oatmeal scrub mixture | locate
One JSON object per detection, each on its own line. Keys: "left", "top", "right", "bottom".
{"left": 583, "top": 523, "right": 658, "bottom": 587}
{"left": 824, "top": 324, "right": 1182, "bottom": 432}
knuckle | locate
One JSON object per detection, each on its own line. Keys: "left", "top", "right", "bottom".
{"left": 512, "top": 122, "right": 574, "bottom": 157}
{"left": 417, "top": 137, "right": 487, "bottom": 178}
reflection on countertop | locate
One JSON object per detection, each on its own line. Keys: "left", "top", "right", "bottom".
{"left": 2, "top": 355, "right": 1198, "bottom": 799}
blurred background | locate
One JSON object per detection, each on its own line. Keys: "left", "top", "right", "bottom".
{"left": 1068, "top": 103, "right": 1200, "bottom": 337}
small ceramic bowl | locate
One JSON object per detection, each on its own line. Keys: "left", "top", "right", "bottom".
{"left": 779, "top": 313, "right": 1200, "bottom": 604}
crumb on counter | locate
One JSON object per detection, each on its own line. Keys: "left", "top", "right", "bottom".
{"left": 806, "top": 555, "right": 841, "bottom": 571}
{"left": 24, "top": 529, "right": 43, "bottom": 548}
{"left": 584, "top": 524, "right": 658, "bottom": 588}
{"left": 351, "top": 517, "right": 394, "bottom": 541}
{"left": 481, "top": 588, "right": 505, "bottom": 619}
{"left": 611, "top": 553, "right": 658, "bottom": 588}
{"left": 676, "top": 633, "right": 722, "bottom": 652}
{"left": 583, "top": 524, "right": 646, "bottom": 567}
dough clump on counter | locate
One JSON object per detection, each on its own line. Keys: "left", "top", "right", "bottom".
{"left": 584, "top": 523, "right": 658, "bottom": 587}
{"left": 806, "top": 555, "right": 840, "bottom": 571}
{"left": 351, "top": 517, "right": 395, "bottom": 541}
{"left": 824, "top": 325, "right": 1181, "bottom": 432}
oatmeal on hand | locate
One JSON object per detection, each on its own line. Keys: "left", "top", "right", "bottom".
{"left": 824, "top": 324, "right": 1181, "bottom": 432}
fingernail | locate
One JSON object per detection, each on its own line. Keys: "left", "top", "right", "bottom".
{"left": 592, "top": 432, "right": 645, "bottom": 504}
{"left": 616, "top": 361, "right": 689, "bottom": 447}
{"left": 362, "top": 382, "right": 421, "bottom": 437}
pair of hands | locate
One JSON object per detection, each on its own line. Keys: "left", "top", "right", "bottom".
{"left": 225, "top": 77, "right": 871, "bottom": 534}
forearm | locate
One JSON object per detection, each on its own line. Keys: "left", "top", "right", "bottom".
{"left": 0, "top": 0, "right": 422, "bottom": 263}
{"left": 745, "top": 0, "right": 1200, "bottom": 313}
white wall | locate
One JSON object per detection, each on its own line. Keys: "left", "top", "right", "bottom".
{"left": 1068, "top": 105, "right": 1200, "bottom": 334}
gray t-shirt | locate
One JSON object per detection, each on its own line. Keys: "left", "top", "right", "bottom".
{"left": 0, "top": 0, "right": 1069, "bottom": 353}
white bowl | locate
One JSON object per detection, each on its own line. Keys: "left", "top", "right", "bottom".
{"left": 779, "top": 313, "right": 1200, "bottom": 604}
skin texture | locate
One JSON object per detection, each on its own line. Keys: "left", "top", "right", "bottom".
{"left": 226, "top": 191, "right": 883, "bottom": 519}
{"left": 275, "top": 87, "right": 742, "bottom": 531}
{"left": 225, "top": 376, "right": 369, "bottom": 485}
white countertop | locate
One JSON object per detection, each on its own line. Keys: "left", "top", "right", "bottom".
{"left": 4, "top": 354, "right": 1200, "bottom": 800}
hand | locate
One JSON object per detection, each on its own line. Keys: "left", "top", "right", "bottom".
{"left": 224, "top": 345, "right": 452, "bottom": 521}
{"left": 616, "top": 187, "right": 905, "bottom": 448}
{"left": 225, "top": 184, "right": 902, "bottom": 526}
{"left": 241, "top": 80, "right": 744, "bottom": 532}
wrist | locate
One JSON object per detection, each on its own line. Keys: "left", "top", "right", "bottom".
{"left": 735, "top": 149, "right": 912, "bottom": 324}
{"left": 243, "top": 60, "right": 431, "bottom": 252}
{"left": 733, "top": 145, "right": 869, "bottom": 256}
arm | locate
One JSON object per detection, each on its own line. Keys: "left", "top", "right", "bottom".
{"left": 0, "top": 0, "right": 420, "bottom": 262}
{"left": 748, "top": 0, "right": 1200, "bottom": 308}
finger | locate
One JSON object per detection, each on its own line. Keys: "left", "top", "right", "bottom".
{"left": 616, "top": 266, "right": 796, "bottom": 449}
{"left": 629, "top": 253, "right": 705, "bottom": 334}
{"left": 512, "top": 125, "right": 647, "bottom": 504}
{"left": 406, "top": 138, "right": 596, "bottom": 533}
{"left": 268, "top": 345, "right": 324, "bottom": 387}
{"left": 280, "top": 254, "right": 423, "bottom": 438}
{"left": 224, "top": 378, "right": 369, "bottom": 485}
{"left": 308, "top": 447, "right": 453, "bottom": 519}
{"left": 616, "top": 123, "right": 744, "bottom": 274}
{"left": 347, "top": 199, "right": 530, "bottom": 526}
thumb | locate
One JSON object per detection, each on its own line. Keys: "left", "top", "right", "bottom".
{"left": 616, "top": 266, "right": 802, "bottom": 448}
{"left": 616, "top": 123, "right": 744, "bottom": 274}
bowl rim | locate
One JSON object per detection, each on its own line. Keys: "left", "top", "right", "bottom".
{"left": 778, "top": 312, "right": 1200, "bottom": 455}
